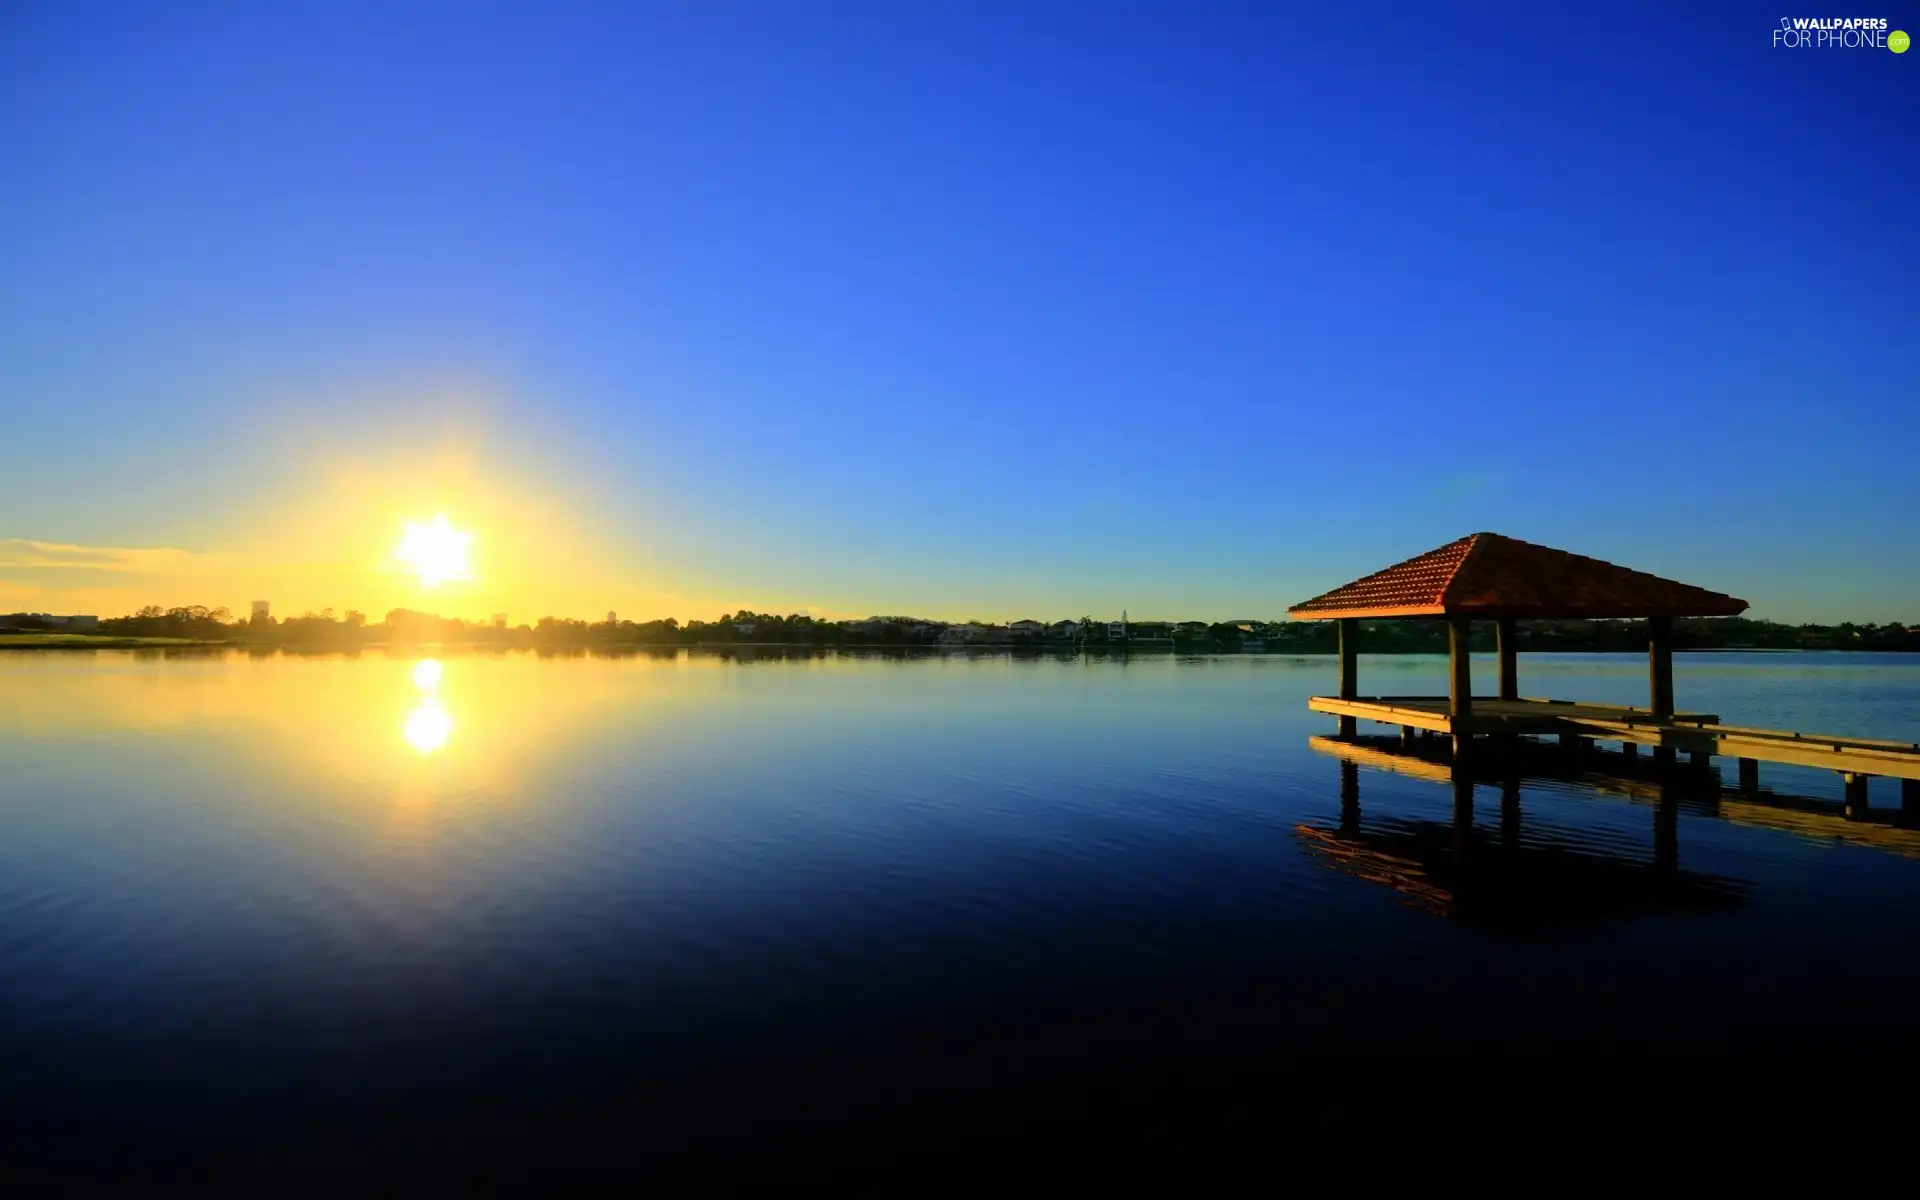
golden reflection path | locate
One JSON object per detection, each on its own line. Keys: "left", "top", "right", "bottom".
{"left": 404, "top": 658, "right": 451, "bottom": 753}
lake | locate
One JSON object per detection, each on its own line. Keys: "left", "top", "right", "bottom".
{"left": 3, "top": 648, "right": 1919, "bottom": 1162}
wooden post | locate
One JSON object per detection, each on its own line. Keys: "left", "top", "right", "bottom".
{"left": 1904, "top": 779, "right": 1920, "bottom": 822}
{"left": 1843, "top": 772, "right": 1870, "bottom": 820}
{"left": 1738, "top": 758, "right": 1759, "bottom": 795}
{"left": 1448, "top": 616, "right": 1473, "bottom": 763}
{"left": 1337, "top": 618, "right": 1358, "bottom": 737}
{"left": 1400, "top": 724, "right": 1416, "bottom": 746}
{"left": 1623, "top": 742, "right": 1639, "bottom": 760}
{"left": 1648, "top": 615, "right": 1675, "bottom": 719}
{"left": 1558, "top": 730, "right": 1579, "bottom": 752}
{"left": 1496, "top": 616, "right": 1518, "bottom": 703}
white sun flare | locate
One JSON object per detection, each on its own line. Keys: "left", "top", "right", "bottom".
{"left": 396, "top": 516, "right": 472, "bottom": 587}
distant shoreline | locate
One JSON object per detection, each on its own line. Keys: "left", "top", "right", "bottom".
{"left": 2, "top": 634, "right": 1914, "bottom": 656}
{"left": 0, "top": 635, "right": 238, "bottom": 649}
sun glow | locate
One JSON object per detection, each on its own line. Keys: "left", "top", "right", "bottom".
{"left": 396, "top": 516, "right": 473, "bottom": 587}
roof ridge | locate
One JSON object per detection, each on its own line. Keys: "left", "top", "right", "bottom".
{"left": 1487, "top": 534, "right": 1723, "bottom": 594}
{"left": 1434, "top": 532, "right": 1486, "bottom": 606}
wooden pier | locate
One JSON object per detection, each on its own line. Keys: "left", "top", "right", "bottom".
{"left": 1288, "top": 533, "right": 1920, "bottom": 816}
{"left": 1305, "top": 696, "right": 1920, "bottom": 785}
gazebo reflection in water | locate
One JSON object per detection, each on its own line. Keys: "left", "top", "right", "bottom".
{"left": 1296, "top": 741, "right": 1749, "bottom": 936}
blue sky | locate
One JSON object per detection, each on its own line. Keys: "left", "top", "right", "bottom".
{"left": 2, "top": 2, "right": 1914, "bottom": 622}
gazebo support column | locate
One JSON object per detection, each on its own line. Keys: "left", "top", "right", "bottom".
{"left": 1496, "top": 616, "right": 1518, "bottom": 702}
{"left": 1448, "top": 616, "right": 1473, "bottom": 763}
{"left": 1648, "top": 616, "right": 1675, "bottom": 717}
{"left": 1336, "top": 618, "right": 1358, "bottom": 737}
{"left": 1648, "top": 615, "right": 1677, "bottom": 766}
{"left": 1494, "top": 615, "right": 1520, "bottom": 752}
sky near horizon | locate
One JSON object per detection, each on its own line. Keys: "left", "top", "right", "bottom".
{"left": 3, "top": 2, "right": 1915, "bottom": 625}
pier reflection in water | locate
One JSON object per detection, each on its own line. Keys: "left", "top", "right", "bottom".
{"left": 1318, "top": 725, "right": 1920, "bottom": 855}
{"left": 1304, "top": 742, "right": 1752, "bottom": 935}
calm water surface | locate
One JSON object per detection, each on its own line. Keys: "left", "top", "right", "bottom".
{"left": 3, "top": 648, "right": 1918, "bottom": 1156}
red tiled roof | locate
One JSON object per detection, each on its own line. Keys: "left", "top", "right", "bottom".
{"left": 1287, "top": 533, "right": 1748, "bottom": 620}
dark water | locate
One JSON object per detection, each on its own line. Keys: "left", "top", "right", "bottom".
{"left": 3, "top": 648, "right": 1918, "bottom": 1161}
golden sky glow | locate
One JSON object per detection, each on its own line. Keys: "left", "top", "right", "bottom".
{"left": 0, "top": 421, "right": 738, "bottom": 624}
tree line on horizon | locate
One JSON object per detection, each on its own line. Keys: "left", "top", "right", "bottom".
{"left": 3, "top": 605, "right": 1916, "bottom": 652}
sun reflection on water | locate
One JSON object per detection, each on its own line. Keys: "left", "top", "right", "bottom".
{"left": 405, "top": 658, "right": 451, "bottom": 753}
{"left": 405, "top": 696, "right": 453, "bottom": 753}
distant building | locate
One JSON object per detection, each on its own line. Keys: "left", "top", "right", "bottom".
{"left": 1107, "top": 611, "right": 1129, "bottom": 640}
{"left": 492, "top": 613, "right": 508, "bottom": 631}
{"left": 607, "top": 611, "right": 617, "bottom": 625}
{"left": 937, "top": 623, "right": 1005, "bottom": 646}
{"left": 734, "top": 621, "right": 758, "bottom": 635}
{"left": 1009, "top": 619, "right": 1045, "bottom": 639}
{"left": 251, "top": 600, "right": 270, "bottom": 621}
{"left": 1047, "top": 620, "right": 1081, "bottom": 640}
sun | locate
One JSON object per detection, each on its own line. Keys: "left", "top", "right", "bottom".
{"left": 396, "top": 516, "right": 473, "bottom": 587}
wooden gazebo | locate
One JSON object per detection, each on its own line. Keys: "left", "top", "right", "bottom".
{"left": 1287, "top": 533, "right": 1748, "bottom": 762}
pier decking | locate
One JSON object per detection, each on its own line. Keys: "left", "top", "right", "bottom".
{"left": 1306, "top": 695, "right": 1920, "bottom": 782}
{"left": 1287, "top": 533, "right": 1920, "bottom": 813}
